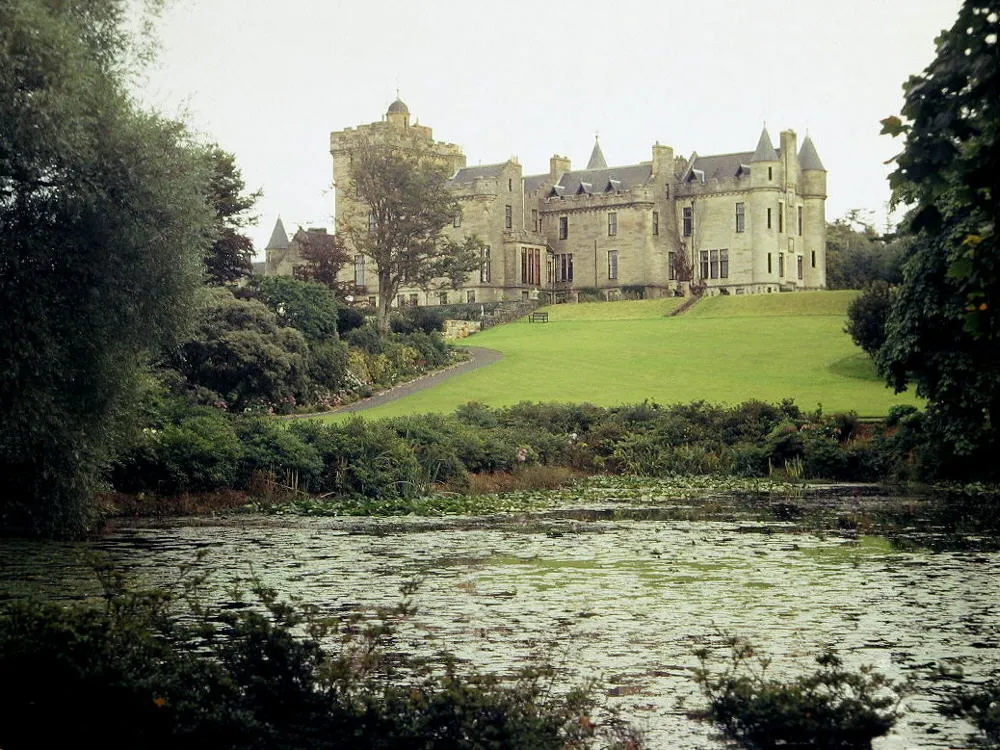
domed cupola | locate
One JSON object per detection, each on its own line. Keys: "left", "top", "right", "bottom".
{"left": 386, "top": 95, "right": 410, "bottom": 128}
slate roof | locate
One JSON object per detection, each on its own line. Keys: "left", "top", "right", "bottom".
{"left": 554, "top": 164, "right": 653, "bottom": 195}
{"left": 586, "top": 138, "right": 608, "bottom": 169}
{"left": 686, "top": 147, "right": 783, "bottom": 182}
{"left": 524, "top": 173, "right": 550, "bottom": 193}
{"left": 266, "top": 217, "right": 289, "bottom": 250}
{"left": 798, "top": 135, "right": 826, "bottom": 171}
{"left": 751, "top": 127, "right": 779, "bottom": 162}
{"left": 291, "top": 227, "right": 337, "bottom": 252}
{"left": 449, "top": 164, "right": 507, "bottom": 185}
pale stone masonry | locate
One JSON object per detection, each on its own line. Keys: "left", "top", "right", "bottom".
{"left": 265, "top": 98, "right": 827, "bottom": 303}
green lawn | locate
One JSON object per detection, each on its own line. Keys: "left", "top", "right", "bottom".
{"left": 327, "top": 291, "right": 920, "bottom": 420}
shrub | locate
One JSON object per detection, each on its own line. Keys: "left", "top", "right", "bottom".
{"left": 845, "top": 281, "right": 893, "bottom": 359}
{"left": 114, "top": 409, "right": 243, "bottom": 493}
{"left": 289, "top": 419, "right": 425, "bottom": 500}
{"left": 337, "top": 305, "right": 367, "bottom": 335}
{"left": 694, "top": 637, "right": 903, "bottom": 749}
{"left": 307, "top": 339, "right": 350, "bottom": 393}
{"left": 233, "top": 417, "right": 323, "bottom": 491}
{"left": 0, "top": 564, "right": 633, "bottom": 750}
{"left": 391, "top": 306, "right": 446, "bottom": 335}
{"left": 942, "top": 676, "right": 1000, "bottom": 749}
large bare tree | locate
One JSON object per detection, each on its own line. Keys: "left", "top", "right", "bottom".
{"left": 341, "top": 138, "right": 482, "bottom": 334}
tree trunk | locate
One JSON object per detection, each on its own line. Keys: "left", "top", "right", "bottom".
{"left": 376, "top": 267, "right": 393, "bottom": 336}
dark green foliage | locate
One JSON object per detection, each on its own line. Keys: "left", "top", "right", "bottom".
{"left": 202, "top": 146, "right": 260, "bottom": 286}
{"left": 878, "top": 0, "right": 1000, "bottom": 467}
{"left": 289, "top": 419, "right": 425, "bottom": 500}
{"left": 825, "top": 214, "right": 905, "bottom": 290}
{"left": 172, "top": 289, "right": 309, "bottom": 412}
{"left": 306, "top": 339, "right": 350, "bottom": 394}
{"left": 234, "top": 417, "right": 324, "bottom": 490}
{"left": 846, "top": 281, "right": 894, "bottom": 358}
{"left": 391, "top": 305, "right": 447, "bottom": 334}
{"left": 337, "top": 305, "right": 368, "bottom": 334}
{"left": 114, "top": 408, "right": 242, "bottom": 493}
{"left": 694, "top": 638, "right": 902, "bottom": 749}
{"left": 942, "top": 677, "right": 1000, "bottom": 749}
{"left": 345, "top": 324, "right": 387, "bottom": 355}
{"left": 0, "top": 566, "right": 618, "bottom": 750}
{"left": 0, "top": 0, "right": 214, "bottom": 535}
{"left": 254, "top": 276, "right": 340, "bottom": 342}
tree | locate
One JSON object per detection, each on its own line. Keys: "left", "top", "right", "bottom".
{"left": 172, "top": 289, "right": 308, "bottom": 412}
{"left": 825, "top": 211, "right": 906, "bottom": 290}
{"left": 342, "top": 139, "right": 483, "bottom": 335}
{"left": 877, "top": 0, "right": 1000, "bottom": 461}
{"left": 290, "top": 228, "right": 349, "bottom": 291}
{"left": 254, "top": 275, "right": 340, "bottom": 342}
{"left": 203, "top": 146, "right": 261, "bottom": 285}
{"left": 0, "top": 0, "right": 214, "bottom": 534}
{"left": 845, "top": 281, "right": 894, "bottom": 358}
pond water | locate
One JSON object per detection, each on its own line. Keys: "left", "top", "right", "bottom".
{"left": 2, "top": 479, "right": 997, "bottom": 748}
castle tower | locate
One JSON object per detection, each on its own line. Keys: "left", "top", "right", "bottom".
{"left": 385, "top": 96, "right": 410, "bottom": 129}
{"left": 263, "top": 216, "right": 290, "bottom": 276}
{"left": 586, "top": 136, "right": 607, "bottom": 170}
{"left": 748, "top": 127, "right": 781, "bottom": 285}
{"left": 798, "top": 135, "right": 827, "bottom": 288}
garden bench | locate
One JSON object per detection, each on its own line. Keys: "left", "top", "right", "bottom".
{"left": 529, "top": 312, "right": 549, "bottom": 323}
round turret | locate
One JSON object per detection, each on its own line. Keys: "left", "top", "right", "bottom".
{"left": 386, "top": 97, "right": 410, "bottom": 128}
{"left": 386, "top": 98, "right": 409, "bottom": 115}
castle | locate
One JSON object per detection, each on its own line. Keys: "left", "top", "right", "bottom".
{"left": 265, "top": 98, "right": 827, "bottom": 304}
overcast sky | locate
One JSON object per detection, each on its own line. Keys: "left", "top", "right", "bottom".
{"left": 134, "top": 0, "right": 963, "bottom": 255}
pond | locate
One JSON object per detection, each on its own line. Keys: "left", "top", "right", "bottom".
{"left": 2, "top": 478, "right": 997, "bottom": 748}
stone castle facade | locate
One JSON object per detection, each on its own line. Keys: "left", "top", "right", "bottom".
{"left": 265, "top": 98, "right": 827, "bottom": 304}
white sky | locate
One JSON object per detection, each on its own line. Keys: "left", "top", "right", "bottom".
{"left": 133, "top": 0, "right": 962, "bottom": 255}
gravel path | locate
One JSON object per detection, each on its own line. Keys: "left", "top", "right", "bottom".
{"left": 284, "top": 346, "right": 502, "bottom": 418}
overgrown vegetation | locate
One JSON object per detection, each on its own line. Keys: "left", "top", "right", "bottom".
{"left": 0, "top": 560, "right": 639, "bottom": 749}
{"left": 693, "top": 636, "right": 904, "bottom": 749}
{"left": 110, "top": 398, "right": 955, "bottom": 510}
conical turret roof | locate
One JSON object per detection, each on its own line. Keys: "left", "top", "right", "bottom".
{"left": 798, "top": 135, "right": 826, "bottom": 171}
{"left": 750, "top": 127, "right": 779, "bottom": 162}
{"left": 266, "top": 217, "right": 290, "bottom": 250}
{"left": 586, "top": 136, "right": 607, "bottom": 170}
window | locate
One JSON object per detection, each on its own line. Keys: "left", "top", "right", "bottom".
{"left": 778, "top": 252, "right": 785, "bottom": 277}
{"left": 353, "top": 254, "right": 365, "bottom": 287}
{"left": 520, "top": 247, "right": 540, "bottom": 285}
{"left": 409, "top": 293, "right": 419, "bottom": 307}
{"left": 532, "top": 209, "right": 539, "bottom": 232}
{"left": 652, "top": 210, "right": 659, "bottom": 236}
{"left": 797, "top": 255, "right": 804, "bottom": 280}
{"left": 767, "top": 253, "right": 772, "bottom": 274}
{"left": 508, "top": 178, "right": 513, "bottom": 192}
{"left": 558, "top": 216, "right": 568, "bottom": 239}
{"left": 778, "top": 202, "right": 785, "bottom": 233}
{"left": 683, "top": 207, "right": 693, "bottom": 237}
{"left": 735, "top": 202, "right": 745, "bottom": 233}
{"left": 664, "top": 184, "right": 671, "bottom": 199}
{"left": 720, "top": 249, "right": 729, "bottom": 278}
{"left": 700, "top": 250, "right": 710, "bottom": 279}
{"left": 368, "top": 296, "right": 376, "bottom": 306}
{"left": 797, "top": 205, "right": 803, "bottom": 236}
{"left": 811, "top": 250, "right": 816, "bottom": 268}
{"left": 505, "top": 204, "right": 512, "bottom": 230}
{"left": 397, "top": 294, "right": 405, "bottom": 307}
{"left": 710, "top": 249, "right": 719, "bottom": 279}
{"left": 521, "top": 290, "right": 529, "bottom": 301}
{"left": 556, "top": 253, "right": 574, "bottom": 282}
{"left": 767, "top": 207, "right": 772, "bottom": 229}
{"left": 607, "top": 212, "right": 617, "bottom": 237}
{"left": 768, "top": 166, "right": 773, "bottom": 181}
{"left": 368, "top": 212, "right": 377, "bottom": 232}
{"left": 439, "top": 292, "right": 449, "bottom": 305}
{"left": 668, "top": 251, "right": 676, "bottom": 280}
{"left": 481, "top": 245, "right": 492, "bottom": 283}
{"left": 467, "top": 290, "right": 476, "bottom": 303}
{"left": 453, "top": 210, "right": 462, "bottom": 228}
{"left": 546, "top": 256, "right": 553, "bottom": 284}
{"left": 608, "top": 250, "right": 619, "bottom": 280}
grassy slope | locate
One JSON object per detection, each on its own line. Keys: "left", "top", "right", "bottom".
{"left": 327, "top": 291, "right": 920, "bottom": 420}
